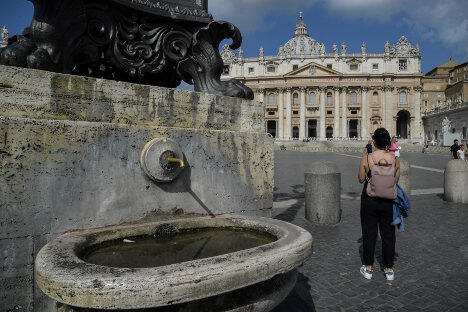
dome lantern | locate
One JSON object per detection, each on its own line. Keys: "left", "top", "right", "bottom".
{"left": 294, "top": 12, "right": 308, "bottom": 37}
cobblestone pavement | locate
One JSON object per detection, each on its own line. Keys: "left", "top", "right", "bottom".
{"left": 271, "top": 151, "right": 467, "bottom": 312}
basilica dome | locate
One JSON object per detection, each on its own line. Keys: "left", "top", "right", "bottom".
{"left": 279, "top": 14, "right": 323, "bottom": 56}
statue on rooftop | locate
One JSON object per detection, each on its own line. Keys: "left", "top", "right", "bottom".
{"left": 1, "top": 26, "right": 8, "bottom": 43}
{"left": 333, "top": 43, "right": 338, "bottom": 54}
{"left": 0, "top": 0, "right": 253, "bottom": 100}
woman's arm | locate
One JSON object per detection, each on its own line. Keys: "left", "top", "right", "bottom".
{"left": 394, "top": 157, "right": 400, "bottom": 183}
{"left": 358, "top": 154, "right": 368, "bottom": 183}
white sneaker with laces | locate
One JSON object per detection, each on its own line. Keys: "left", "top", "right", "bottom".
{"left": 385, "top": 270, "right": 394, "bottom": 281}
{"left": 360, "top": 265, "right": 373, "bottom": 280}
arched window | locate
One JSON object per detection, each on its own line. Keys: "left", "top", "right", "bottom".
{"left": 268, "top": 93, "right": 276, "bottom": 106}
{"left": 326, "top": 92, "right": 333, "bottom": 106}
{"left": 399, "top": 91, "right": 407, "bottom": 105}
{"left": 309, "top": 92, "right": 316, "bottom": 105}
{"left": 372, "top": 91, "right": 379, "bottom": 105}
{"left": 293, "top": 93, "right": 299, "bottom": 106}
{"left": 350, "top": 92, "right": 357, "bottom": 105}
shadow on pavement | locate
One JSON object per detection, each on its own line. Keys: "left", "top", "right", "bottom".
{"left": 271, "top": 272, "right": 316, "bottom": 312}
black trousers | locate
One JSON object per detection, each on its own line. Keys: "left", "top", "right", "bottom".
{"left": 360, "top": 193, "right": 396, "bottom": 268}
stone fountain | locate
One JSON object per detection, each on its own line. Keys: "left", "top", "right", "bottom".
{"left": 0, "top": 1, "right": 312, "bottom": 311}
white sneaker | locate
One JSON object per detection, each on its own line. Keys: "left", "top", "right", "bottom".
{"left": 360, "top": 265, "right": 373, "bottom": 280}
{"left": 385, "top": 270, "right": 394, "bottom": 281}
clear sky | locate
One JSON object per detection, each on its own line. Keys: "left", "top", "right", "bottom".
{"left": 1, "top": 0, "right": 467, "bottom": 76}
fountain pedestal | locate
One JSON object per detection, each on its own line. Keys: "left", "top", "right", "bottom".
{"left": 0, "top": 64, "right": 273, "bottom": 311}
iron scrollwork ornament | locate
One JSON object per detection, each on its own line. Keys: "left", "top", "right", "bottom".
{"left": 0, "top": 0, "right": 253, "bottom": 100}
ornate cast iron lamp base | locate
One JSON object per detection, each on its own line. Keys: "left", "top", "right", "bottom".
{"left": 0, "top": 0, "right": 253, "bottom": 100}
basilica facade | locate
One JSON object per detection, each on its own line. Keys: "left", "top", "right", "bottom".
{"left": 221, "top": 15, "right": 423, "bottom": 141}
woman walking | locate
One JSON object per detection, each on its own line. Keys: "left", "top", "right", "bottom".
{"left": 358, "top": 128, "right": 400, "bottom": 281}
{"left": 389, "top": 136, "right": 400, "bottom": 157}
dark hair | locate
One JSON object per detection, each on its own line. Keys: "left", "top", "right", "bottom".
{"left": 454, "top": 139, "right": 458, "bottom": 143}
{"left": 372, "top": 128, "right": 391, "bottom": 149}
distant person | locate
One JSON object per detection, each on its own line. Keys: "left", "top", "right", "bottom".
{"left": 358, "top": 128, "right": 400, "bottom": 281}
{"left": 422, "top": 144, "right": 429, "bottom": 153}
{"left": 450, "top": 139, "right": 460, "bottom": 159}
{"left": 389, "top": 136, "right": 400, "bottom": 157}
{"left": 462, "top": 140, "right": 468, "bottom": 159}
{"left": 457, "top": 145, "right": 465, "bottom": 161}
{"left": 365, "top": 140, "right": 373, "bottom": 154}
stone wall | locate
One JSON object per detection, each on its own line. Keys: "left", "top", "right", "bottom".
{"left": 0, "top": 65, "right": 274, "bottom": 311}
{"left": 274, "top": 140, "right": 449, "bottom": 153}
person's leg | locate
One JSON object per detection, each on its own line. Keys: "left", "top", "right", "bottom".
{"left": 379, "top": 201, "right": 396, "bottom": 270}
{"left": 361, "top": 196, "right": 379, "bottom": 269}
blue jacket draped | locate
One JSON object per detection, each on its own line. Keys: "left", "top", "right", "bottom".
{"left": 392, "top": 183, "right": 410, "bottom": 232}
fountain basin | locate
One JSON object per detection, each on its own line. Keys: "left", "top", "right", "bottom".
{"left": 35, "top": 215, "right": 312, "bottom": 311}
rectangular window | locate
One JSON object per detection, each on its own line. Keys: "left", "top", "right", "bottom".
{"left": 398, "top": 59, "right": 407, "bottom": 71}
{"left": 293, "top": 65, "right": 299, "bottom": 71}
{"left": 248, "top": 67, "right": 254, "bottom": 73}
{"left": 424, "top": 100, "right": 428, "bottom": 107}
{"left": 327, "top": 110, "right": 332, "bottom": 115}
{"left": 372, "top": 64, "right": 379, "bottom": 70}
{"left": 268, "top": 111, "right": 275, "bottom": 116}
{"left": 351, "top": 110, "right": 357, "bottom": 115}
{"left": 267, "top": 66, "right": 276, "bottom": 73}
{"left": 327, "top": 64, "right": 332, "bottom": 69}
{"left": 457, "top": 68, "right": 460, "bottom": 73}
{"left": 350, "top": 64, "right": 358, "bottom": 71}
{"left": 293, "top": 110, "right": 299, "bottom": 115}
{"left": 223, "top": 65, "right": 230, "bottom": 75}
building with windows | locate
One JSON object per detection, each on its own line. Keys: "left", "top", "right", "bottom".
{"left": 422, "top": 60, "right": 468, "bottom": 145}
{"left": 221, "top": 15, "right": 423, "bottom": 141}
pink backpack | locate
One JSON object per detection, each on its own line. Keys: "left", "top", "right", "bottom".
{"left": 366, "top": 153, "right": 397, "bottom": 199}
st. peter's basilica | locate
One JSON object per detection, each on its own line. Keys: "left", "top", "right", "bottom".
{"left": 221, "top": 14, "right": 423, "bottom": 141}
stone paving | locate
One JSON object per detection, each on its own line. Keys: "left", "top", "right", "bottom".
{"left": 272, "top": 151, "right": 467, "bottom": 312}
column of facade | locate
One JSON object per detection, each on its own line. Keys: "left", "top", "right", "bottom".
{"left": 278, "top": 88, "right": 284, "bottom": 139}
{"left": 319, "top": 86, "right": 326, "bottom": 139}
{"left": 333, "top": 87, "right": 340, "bottom": 138}
{"left": 381, "top": 86, "right": 386, "bottom": 131}
{"left": 286, "top": 88, "right": 292, "bottom": 138}
{"left": 413, "top": 86, "right": 422, "bottom": 140}
{"left": 341, "top": 87, "right": 347, "bottom": 138}
{"left": 361, "top": 87, "right": 368, "bottom": 139}
{"left": 385, "top": 86, "right": 394, "bottom": 133}
{"left": 299, "top": 87, "right": 306, "bottom": 139}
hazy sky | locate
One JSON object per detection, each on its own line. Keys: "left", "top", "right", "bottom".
{"left": 1, "top": 0, "right": 467, "bottom": 81}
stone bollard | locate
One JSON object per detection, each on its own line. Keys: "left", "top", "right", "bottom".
{"left": 305, "top": 161, "right": 341, "bottom": 225}
{"left": 444, "top": 160, "right": 468, "bottom": 204}
{"left": 398, "top": 158, "right": 411, "bottom": 195}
